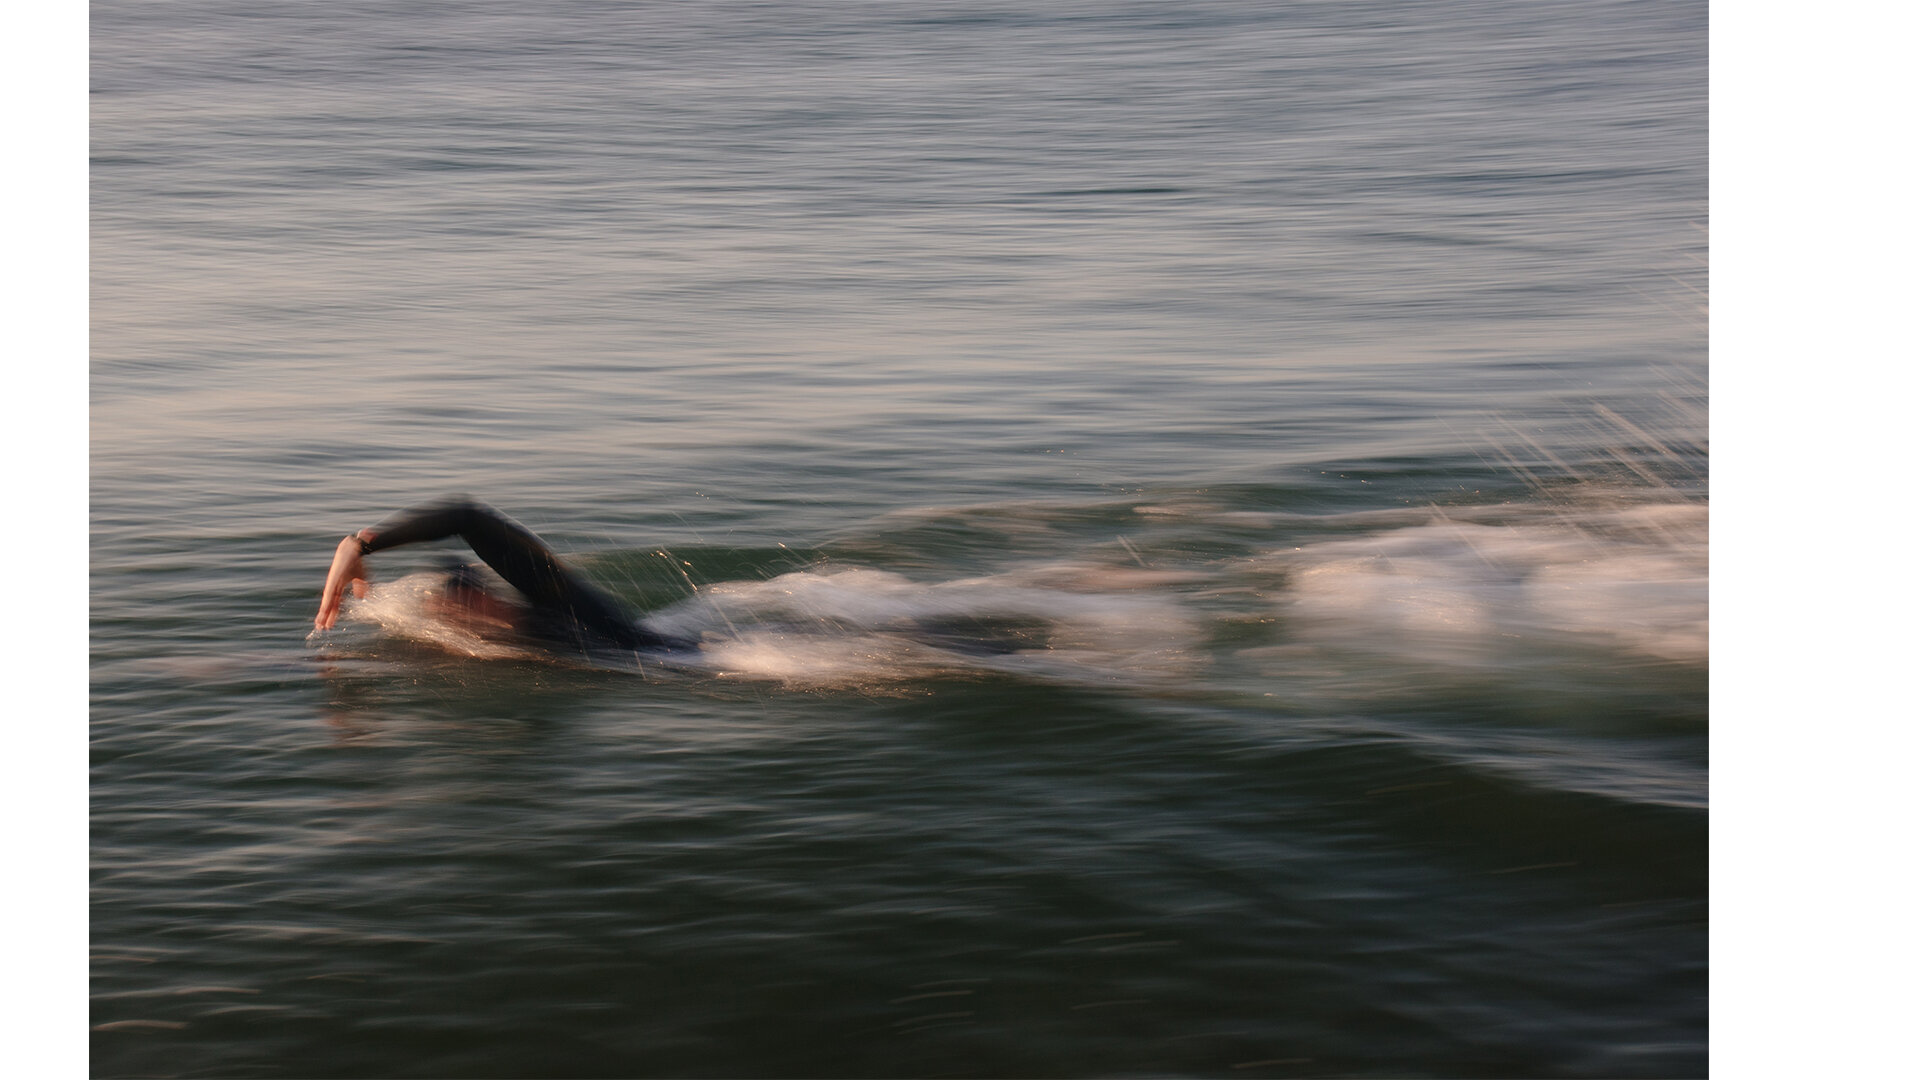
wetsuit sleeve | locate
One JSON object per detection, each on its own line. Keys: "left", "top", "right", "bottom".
{"left": 360, "top": 497, "right": 659, "bottom": 648}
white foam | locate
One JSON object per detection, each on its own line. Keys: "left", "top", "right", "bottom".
{"left": 1273, "top": 501, "right": 1707, "bottom": 666}
{"left": 648, "top": 564, "right": 1206, "bottom": 689}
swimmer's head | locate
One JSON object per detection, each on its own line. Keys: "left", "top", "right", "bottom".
{"left": 442, "top": 563, "right": 488, "bottom": 594}
{"left": 430, "top": 563, "right": 524, "bottom": 632}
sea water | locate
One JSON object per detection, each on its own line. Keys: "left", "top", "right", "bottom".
{"left": 91, "top": 2, "right": 1706, "bottom": 1076}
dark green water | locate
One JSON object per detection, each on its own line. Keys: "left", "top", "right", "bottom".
{"left": 91, "top": 2, "right": 1706, "bottom": 1076}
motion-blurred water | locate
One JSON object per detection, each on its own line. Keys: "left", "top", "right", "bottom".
{"left": 91, "top": 2, "right": 1706, "bottom": 1076}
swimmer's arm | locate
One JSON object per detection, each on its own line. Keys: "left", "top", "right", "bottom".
{"left": 314, "top": 530, "right": 376, "bottom": 631}
{"left": 316, "top": 500, "right": 501, "bottom": 630}
{"left": 313, "top": 500, "right": 558, "bottom": 629}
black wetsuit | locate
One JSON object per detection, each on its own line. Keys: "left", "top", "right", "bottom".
{"left": 360, "top": 497, "right": 687, "bottom": 651}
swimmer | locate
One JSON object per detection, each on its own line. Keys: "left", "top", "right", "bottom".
{"left": 314, "top": 497, "right": 691, "bottom": 651}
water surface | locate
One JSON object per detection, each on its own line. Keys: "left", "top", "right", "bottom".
{"left": 91, "top": 2, "right": 1706, "bottom": 1076}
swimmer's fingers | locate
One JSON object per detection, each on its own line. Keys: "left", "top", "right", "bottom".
{"left": 315, "top": 533, "right": 371, "bottom": 631}
{"left": 314, "top": 593, "right": 340, "bottom": 632}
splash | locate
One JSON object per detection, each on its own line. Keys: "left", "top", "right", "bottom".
{"left": 344, "top": 572, "right": 545, "bottom": 662}
{"left": 1269, "top": 497, "right": 1706, "bottom": 667}
{"left": 650, "top": 565, "right": 1208, "bottom": 689}
{"left": 331, "top": 562, "right": 1206, "bottom": 690}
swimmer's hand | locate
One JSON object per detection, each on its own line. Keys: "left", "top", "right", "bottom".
{"left": 315, "top": 531, "right": 375, "bottom": 631}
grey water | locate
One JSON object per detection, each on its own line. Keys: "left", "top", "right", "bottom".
{"left": 90, "top": 1, "right": 1707, "bottom": 1076}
